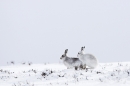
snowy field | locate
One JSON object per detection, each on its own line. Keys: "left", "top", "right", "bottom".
{"left": 0, "top": 62, "right": 130, "bottom": 86}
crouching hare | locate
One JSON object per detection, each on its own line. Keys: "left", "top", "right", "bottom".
{"left": 60, "top": 49, "right": 85, "bottom": 70}
{"left": 77, "top": 46, "right": 98, "bottom": 69}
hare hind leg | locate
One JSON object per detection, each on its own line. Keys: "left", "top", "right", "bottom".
{"left": 80, "top": 64, "right": 86, "bottom": 70}
{"left": 79, "top": 65, "right": 84, "bottom": 70}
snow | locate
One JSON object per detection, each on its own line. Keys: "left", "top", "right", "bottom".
{"left": 0, "top": 62, "right": 130, "bottom": 86}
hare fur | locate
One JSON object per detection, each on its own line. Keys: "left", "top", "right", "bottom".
{"left": 77, "top": 46, "right": 98, "bottom": 69}
{"left": 60, "top": 49, "right": 85, "bottom": 70}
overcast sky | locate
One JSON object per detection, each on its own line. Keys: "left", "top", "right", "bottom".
{"left": 0, "top": 0, "right": 130, "bottom": 65}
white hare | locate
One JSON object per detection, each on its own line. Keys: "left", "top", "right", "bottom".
{"left": 77, "top": 46, "right": 98, "bottom": 69}
{"left": 60, "top": 49, "right": 85, "bottom": 70}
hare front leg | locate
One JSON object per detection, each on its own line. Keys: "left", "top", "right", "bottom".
{"left": 75, "top": 66, "right": 78, "bottom": 70}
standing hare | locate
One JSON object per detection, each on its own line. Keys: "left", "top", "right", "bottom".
{"left": 60, "top": 49, "right": 85, "bottom": 70}
{"left": 77, "top": 46, "right": 98, "bottom": 69}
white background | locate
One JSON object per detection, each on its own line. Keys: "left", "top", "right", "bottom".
{"left": 0, "top": 0, "right": 130, "bottom": 65}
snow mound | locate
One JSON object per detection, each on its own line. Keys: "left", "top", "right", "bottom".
{"left": 0, "top": 62, "right": 130, "bottom": 86}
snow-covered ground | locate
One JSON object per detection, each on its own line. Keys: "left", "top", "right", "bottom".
{"left": 0, "top": 62, "right": 130, "bottom": 86}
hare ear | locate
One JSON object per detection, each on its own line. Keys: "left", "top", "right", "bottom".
{"left": 81, "top": 47, "right": 83, "bottom": 51}
{"left": 65, "top": 49, "right": 68, "bottom": 54}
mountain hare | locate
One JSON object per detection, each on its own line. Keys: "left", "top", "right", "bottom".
{"left": 77, "top": 46, "right": 98, "bottom": 69}
{"left": 60, "top": 49, "right": 85, "bottom": 70}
